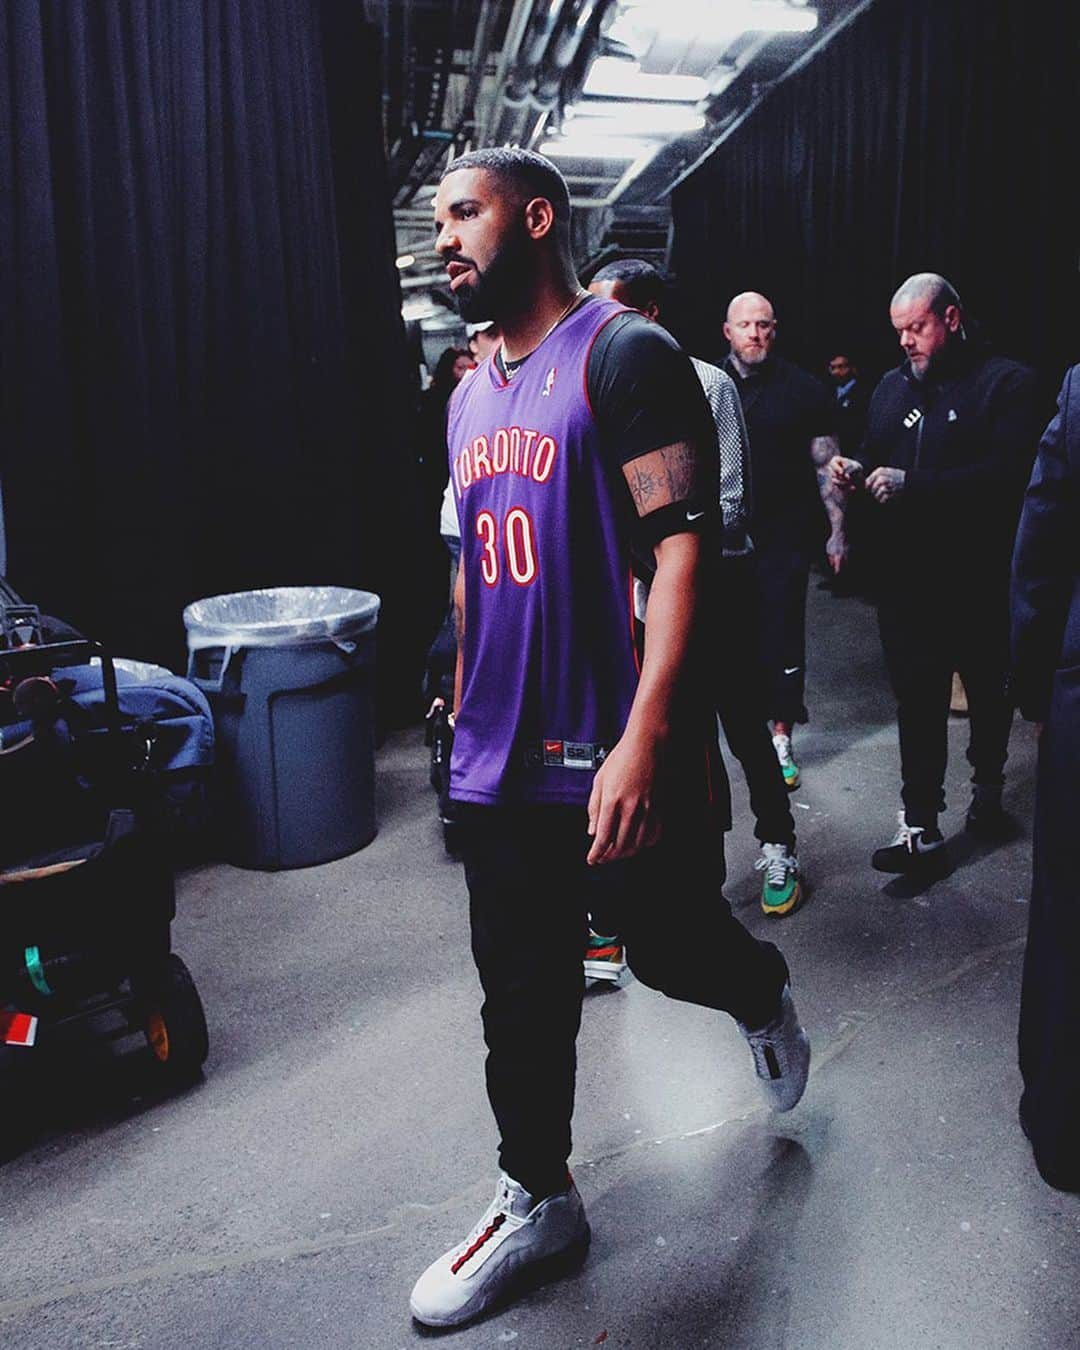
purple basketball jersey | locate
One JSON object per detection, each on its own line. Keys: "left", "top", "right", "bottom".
{"left": 446, "top": 296, "right": 639, "bottom": 805}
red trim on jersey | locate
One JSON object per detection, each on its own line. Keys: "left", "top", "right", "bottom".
{"left": 627, "top": 570, "right": 641, "bottom": 676}
{"left": 506, "top": 507, "right": 539, "bottom": 586}
{"left": 703, "top": 745, "right": 715, "bottom": 804}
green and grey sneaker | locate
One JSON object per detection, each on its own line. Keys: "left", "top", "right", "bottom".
{"left": 772, "top": 732, "right": 800, "bottom": 790}
{"left": 756, "top": 842, "right": 802, "bottom": 916}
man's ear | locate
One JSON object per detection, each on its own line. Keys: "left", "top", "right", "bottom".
{"left": 523, "top": 196, "right": 556, "bottom": 240}
{"left": 943, "top": 303, "right": 962, "bottom": 333}
{"left": 722, "top": 322, "right": 733, "bottom": 342}
{"left": 643, "top": 301, "right": 661, "bottom": 322}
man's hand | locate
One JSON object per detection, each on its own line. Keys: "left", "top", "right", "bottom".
{"left": 825, "top": 529, "right": 849, "bottom": 575}
{"left": 866, "top": 465, "right": 906, "bottom": 503}
{"left": 827, "top": 455, "right": 864, "bottom": 492}
{"left": 586, "top": 730, "right": 664, "bottom": 865}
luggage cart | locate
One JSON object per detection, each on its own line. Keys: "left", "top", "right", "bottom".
{"left": 0, "top": 584, "right": 209, "bottom": 1113}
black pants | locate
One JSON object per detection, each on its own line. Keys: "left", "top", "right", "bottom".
{"left": 458, "top": 802, "right": 789, "bottom": 1199}
{"left": 877, "top": 591, "right": 1014, "bottom": 827}
{"left": 716, "top": 554, "right": 796, "bottom": 846}
{"left": 755, "top": 545, "right": 811, "bottom": 725}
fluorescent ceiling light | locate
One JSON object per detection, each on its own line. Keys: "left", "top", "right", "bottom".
{"left": 568, "top": 101, "right": 706, "bottom": 135}
{"left": 582, "top": 57, "right": 708, "bottom": 102}
{"left": 612, "top": 0, "right": 817, "bottom": 45}
{"left": 540, "top": 133, "right": 654, "bottom": 160}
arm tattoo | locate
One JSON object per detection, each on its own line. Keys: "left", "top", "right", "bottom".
{"left": 625, "top": 441, "right": 699, "bottom": 516}
{"left": 659, "top": 441, "right": 697, "bottom": 501}
{"left": 811, "top": 434, "right": 844, "bottom": 522}
{"left": 810, "top": 433, "right": 840, "bottom": 467}
{"left": 627, "top": 461, "right": 663, "bottom": 515}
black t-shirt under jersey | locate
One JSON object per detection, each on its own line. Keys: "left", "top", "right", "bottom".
{"left": 724, "top": 353, "right": 836, "bottom": 549}
{"left": 496, "top": 298, "right": 718, "bottom": 472}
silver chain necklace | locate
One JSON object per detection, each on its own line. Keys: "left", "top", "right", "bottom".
{"left": 501, "top": 290, "right": 587, "bottom": 380}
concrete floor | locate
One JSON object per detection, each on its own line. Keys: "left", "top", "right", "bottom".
{"left": 2, "top": 579, "right": 1078, "bottom": 1350}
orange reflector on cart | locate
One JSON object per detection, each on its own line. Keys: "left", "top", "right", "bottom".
{"left": 0, "top": 859, "right": 87, "bottom": 886}
{"left": 146, "top": 1011, "right": 170, "bottom": 1062}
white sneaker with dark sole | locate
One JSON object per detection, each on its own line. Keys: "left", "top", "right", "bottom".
{"left": 736, "top": 984, "right": 811, "bottom": 1112}
{"left": 410, "top": 1173, "right": 589, "bottom": 1328}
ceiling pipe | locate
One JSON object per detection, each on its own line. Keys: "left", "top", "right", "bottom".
{"left": 502, "top": 0, "right": 566, "bottom": 106}
{"left": 458, "top": 0, "right": 502, "bottom": 146}
{"left": 531, "top": 0, "right": 609, "bottom": 109}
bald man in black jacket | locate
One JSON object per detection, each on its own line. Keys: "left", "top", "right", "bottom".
{"left": 830, "top": 273, "right": 1042, "bottom": 872}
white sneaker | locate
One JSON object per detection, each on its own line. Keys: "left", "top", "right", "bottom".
{"left": 583, "top": 932, "right": 628, "bottom": 986}
{"left": 736, "top": 984, "right": 811, "bottom": 1112}
{"left": 772, "top": 733, "right": 800, "bottom": 790}
{"left": 409, "top": 1173, "right": 589, "bottom": 1328}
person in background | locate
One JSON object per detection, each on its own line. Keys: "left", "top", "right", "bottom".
{"left": 827, "top": 352, "right": 868, "bottom": 455}
{"left": 467, "top": 319, "right": 503, "bottom": 366}
{"left": 1010, "top": 362, "right": 1080, "bottom": 1193}
{"left": 589, "top": 260, "right": 802, "bottom": 920}
{"left": 824, "top": 351, "right": 872, "bottom": 596}
{"left": 829, "top": 272, "right": 1041, "bottom": 872}
{"left": 723, "top": 292, "right": 847, "bottom": 791}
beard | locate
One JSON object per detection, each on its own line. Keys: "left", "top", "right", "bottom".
{"left": 453, "top": 223, "right": 532, "bottom": 324}
{"left": 908, "top": 354, "right": 930, "bottom": 382}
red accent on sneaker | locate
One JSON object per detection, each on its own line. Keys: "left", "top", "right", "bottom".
{"left": 450, "top": 1213, "right": 507, "bottom": 1274}
{"left": 587, "top": 945, "right": 622, "bottom": 961}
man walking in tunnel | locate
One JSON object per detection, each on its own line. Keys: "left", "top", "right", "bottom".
{"left": 722, "top": 290, "right": 847, "bottom": 792}
{"left": 409, "top": 148, "right": 810, "bottom": 1330}
{"left": 829, "top": 272, "right": 1042, "bottom": 872}
{"left": 589, "top": 259, "right": 802, "bottom": 917}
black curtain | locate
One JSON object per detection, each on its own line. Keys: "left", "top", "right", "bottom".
{"left": 669, "top": 0, "right": 1080, "bottom": 391}
{"left": 0, "top": 0, "right": 422, "bottom": 722}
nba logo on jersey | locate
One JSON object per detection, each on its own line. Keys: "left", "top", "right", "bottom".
{"left": 541, "top": 366, "right": 557, "bottom": 397}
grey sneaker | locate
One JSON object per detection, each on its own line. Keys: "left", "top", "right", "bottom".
{"left": 409, "top": 1173, "right": 589, "bottom": 1328}
{"left": 736, "top": 984, "right": 811, "bottom": 1112}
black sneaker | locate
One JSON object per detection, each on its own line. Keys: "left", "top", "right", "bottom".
{"left": 871, "top": 811, "right": 945, "bottom": 873}
{"left": 965, "top": 785, "right": 1011, "bottom": 840}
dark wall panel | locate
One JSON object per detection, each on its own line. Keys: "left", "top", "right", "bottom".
{"left": 0, "top": 1, "right": 421, "bottom": 720}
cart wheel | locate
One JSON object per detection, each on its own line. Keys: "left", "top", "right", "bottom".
{"left": 143, "top": 954, "right": 209, "bottom": 1081}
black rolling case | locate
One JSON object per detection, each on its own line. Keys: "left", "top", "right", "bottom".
{"left": 0, "top": 580, "right": 210, "bottom": 1102}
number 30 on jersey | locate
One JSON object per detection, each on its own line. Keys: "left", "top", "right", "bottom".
{"left": 475, "top": 508, "right": 538, "bottom": 587}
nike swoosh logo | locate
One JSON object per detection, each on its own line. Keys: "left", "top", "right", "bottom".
{"left": 783, "top": 667, "right": 801, "bottom": 675}
{"left": 686, "top": 510, "right": 705, "bottom": 522}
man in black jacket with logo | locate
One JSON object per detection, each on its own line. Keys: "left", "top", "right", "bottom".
{"left": 829, "top": 273, "right": 1042, "bottom": 872}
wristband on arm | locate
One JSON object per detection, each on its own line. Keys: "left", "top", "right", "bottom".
{"left": 635, "top": 498, "right": 715, "bottom": 551}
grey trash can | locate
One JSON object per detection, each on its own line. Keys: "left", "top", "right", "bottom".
{"left": 183, "top": 586, "right": 380, "bottom": 870}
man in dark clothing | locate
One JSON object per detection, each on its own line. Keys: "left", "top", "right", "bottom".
{"left": 1011, "top": 363, "right": 1080, "bottom": 1193}
{"left": 830, "top": 272, "right": 1042, "bottom": 872}
{"left": 588, "top": 261, "right": 802, "bottom": 918}
{"left": 723, "top": 292, "right": 847, "bottom": 792}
